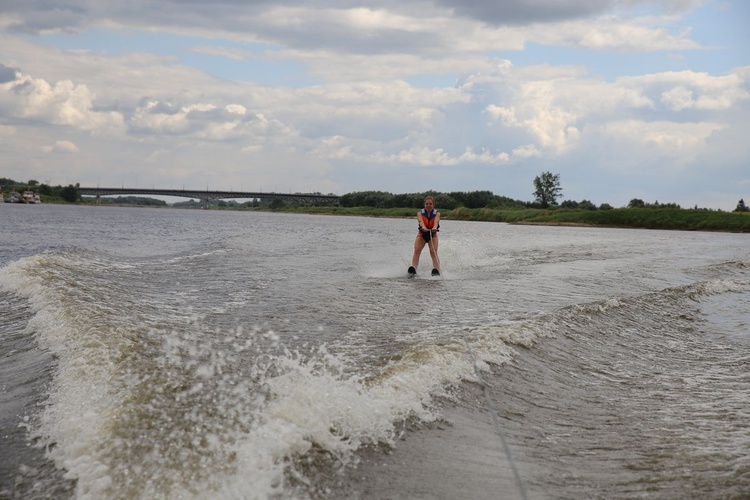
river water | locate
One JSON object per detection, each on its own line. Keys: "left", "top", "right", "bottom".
{"left": 1, "top": 204, "right": 748, "bottom": 499}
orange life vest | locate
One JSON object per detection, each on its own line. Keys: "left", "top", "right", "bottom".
{"left": 418, "top": 208, "right": 439, "bottom": 231}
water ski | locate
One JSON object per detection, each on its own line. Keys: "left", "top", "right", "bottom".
{"left": 407, "top": 266, "right": 416, "bottom": 278}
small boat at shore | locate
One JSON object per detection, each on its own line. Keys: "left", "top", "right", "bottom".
{"left": 5, "top": 191, "right": 21, "bottom": 203}
{"left": 2, "top": 191, "right": 40, "bottom": 203}
{"left": 22, "top": 190, "right": 36, "bottom": 203}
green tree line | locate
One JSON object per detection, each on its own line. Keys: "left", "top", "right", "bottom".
{"left": 88, "top": 196, "right": 168, "bottom": 206}
{"left": 1, "top": 178, "right": 80, "bottom": 202}
{"left": 339, "top": 190, "right": 528, "bottom": 209}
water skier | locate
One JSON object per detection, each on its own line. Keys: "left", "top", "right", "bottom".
{"left": 408, "top": 196, "right": 441, "bottom": 277}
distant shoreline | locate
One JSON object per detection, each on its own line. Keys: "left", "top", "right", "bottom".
{"left": 27, "top": 201, "right": 750, "bottom": 233}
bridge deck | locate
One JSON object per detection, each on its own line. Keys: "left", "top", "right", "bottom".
{"left": 77, "top": 187, "right": 339, "bottom": 204}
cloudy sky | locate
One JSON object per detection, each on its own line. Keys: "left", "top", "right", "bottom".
{"left": 1, "top": 0, "right": 748, "bottom": 209}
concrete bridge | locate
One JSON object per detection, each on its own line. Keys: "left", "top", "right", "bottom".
{"left": 77, "top": 187, "right": 340, "bottom": 208}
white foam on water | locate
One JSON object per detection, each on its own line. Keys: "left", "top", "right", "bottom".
{"left": 9, "top": 248, "right": 743, "bottom": 498}
{"left": 207, "top": 321, "right": 540, "bottom": 499}
{"left": 1, "top": 252, "right": 534, "bottom": 499}
{"left": 0, "top": 254, "right": 123, "bottom": 499}
{"left": 360, "top": 233, "right": 510, "bottom": 280}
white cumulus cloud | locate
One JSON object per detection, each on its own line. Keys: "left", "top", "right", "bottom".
{"left": 42, "top": 140, "right": 80, "bottom": 153}
{"left": 0, "top": 70, "right": 125, "bottom": 135}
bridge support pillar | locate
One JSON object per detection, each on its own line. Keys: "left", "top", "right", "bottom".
{"left": 203, "top": 198, "right": 209, "bottom": 209}
{"left": 96, "top": 195, "right": 101, "bottom": 205}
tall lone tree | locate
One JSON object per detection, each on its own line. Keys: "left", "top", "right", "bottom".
{"left": 735, "top": 198, "right": 749, "bottom": 212}
{"left": 533, "top": 172, "right": 562, "bottom": 208}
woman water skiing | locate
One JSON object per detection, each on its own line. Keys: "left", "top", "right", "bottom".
{"left": 408, "top": 196, "right": 441, "bottom": 277}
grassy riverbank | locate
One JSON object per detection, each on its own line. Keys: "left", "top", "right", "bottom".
{"left": 260, "top": 205, "right": 750, "bottom": 233}
{"left": 453, "top": 206, "right": 750, "bottom": 232}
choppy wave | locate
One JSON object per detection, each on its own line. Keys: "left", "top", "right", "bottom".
{"left": 1, "top": 250, "right": 511, "bottom": 498}
{"left": 2, "top": 249, "right": 749, "bottom": 499}
{"left": 459, "top": 270, "right": 750, "bottom": 498}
